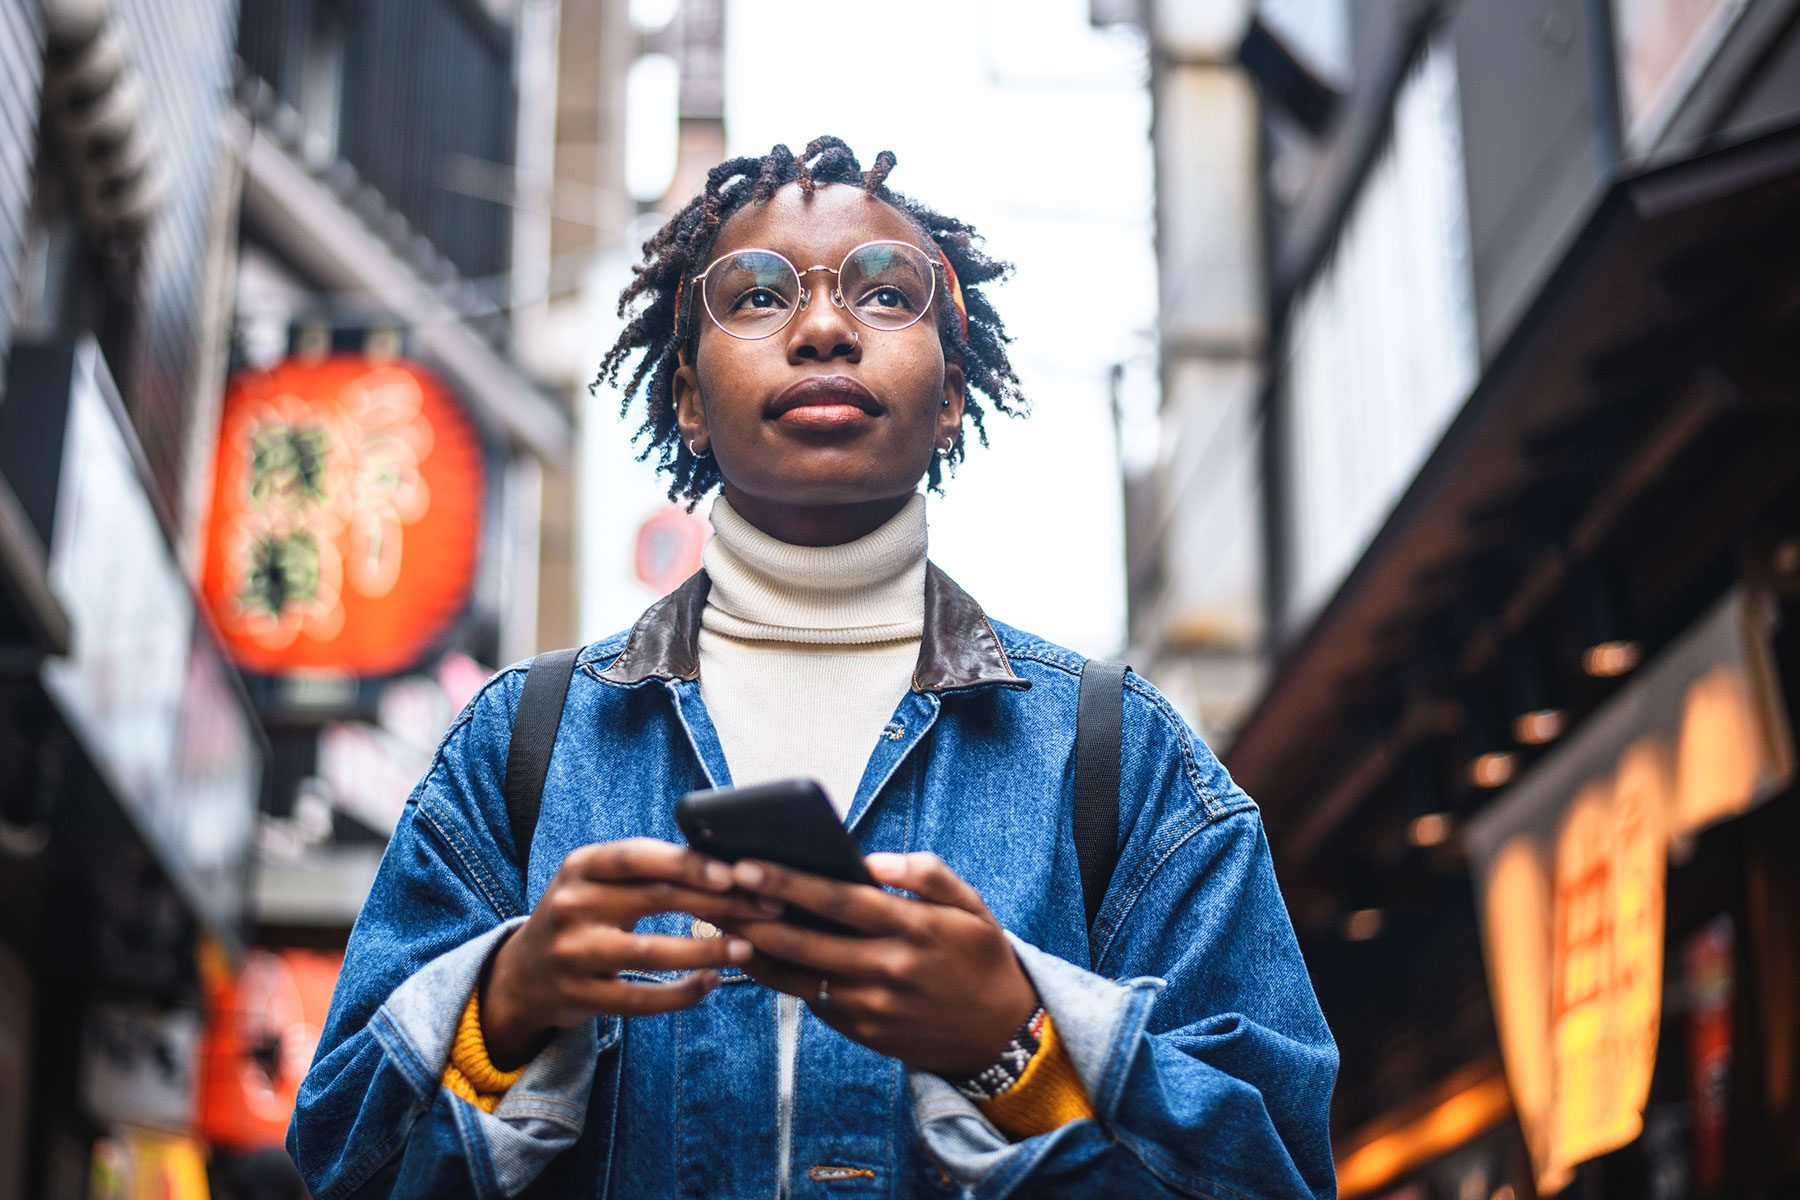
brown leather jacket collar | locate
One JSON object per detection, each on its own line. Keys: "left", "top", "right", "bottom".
{"left": 594, "top": 562, "right": 1029, "bottom": 694}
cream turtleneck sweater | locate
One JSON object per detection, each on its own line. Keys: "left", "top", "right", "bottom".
{"left": 698, "top": 494, "right": 927, "bottom": 818}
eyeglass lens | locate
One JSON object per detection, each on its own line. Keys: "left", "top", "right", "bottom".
{"left": 700, "top": 242, "right": 935, "bottom": 339}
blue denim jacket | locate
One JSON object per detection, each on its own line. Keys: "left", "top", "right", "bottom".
{"left": 289, "top": 566, "right": 1339, "bottom": 1199}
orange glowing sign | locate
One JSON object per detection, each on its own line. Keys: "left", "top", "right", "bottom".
{"left": 200, "top": 356, "right": 484, "bottom": 675}
{"left": 1466, "top": 589, "right": 1792, "bottom": 1194}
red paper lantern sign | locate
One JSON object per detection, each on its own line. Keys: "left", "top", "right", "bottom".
{"left": 198, "top": 948, "right": 343, "bottom": 1152}
{"left": 200, "top": 356, "right": 484, "bottom": 676}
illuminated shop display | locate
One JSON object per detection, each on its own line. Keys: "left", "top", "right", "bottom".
{"left": 1465, "top": 590, "right": 1793, "bottom": 1193}
{"left": 200, "top": 355, "right": 485, "bottom": 676}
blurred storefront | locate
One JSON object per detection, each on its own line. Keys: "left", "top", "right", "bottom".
{"left": 0, "top": 0, "right": 264, "bottom": 1194}
{"left": 1126, "top": 0, "right": 1800, "bottom": 1195}
{"left": 218, "top": 5, "right": 599, "bottom": 1180}
{"left": 1, "top": 0, "right": 617, "bottom": 1193}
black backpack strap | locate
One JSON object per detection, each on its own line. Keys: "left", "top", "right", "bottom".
{"left": 1074, "top": 658, "right": 1128, "bottom": 936}
{"left": 504, "top": 647, "right": 581, "bottom": 869}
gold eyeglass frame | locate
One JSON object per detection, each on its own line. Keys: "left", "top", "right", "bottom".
{"left": 689, "top": 239, "right": 940, "bottom": 340}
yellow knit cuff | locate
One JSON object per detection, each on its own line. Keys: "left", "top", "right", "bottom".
{"left": 441, "top": 1062, "right": 499, "bottom": 1113}
{"left": 976, "top": 1012, "right": 1095, "bottom": 1139}
{"left": 439, "top": 988, "right": 524, "bottom": 1110}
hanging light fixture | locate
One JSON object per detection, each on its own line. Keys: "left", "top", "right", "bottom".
{"left": 1503, "top": 640, "right": 1566, "bottom": 746}
{"left": 1572, "top": 564, "right": 1642, "bottom": 678}
{"left": 1401, "top": 753, "right": 1453, "bottom": 848}
{"left": 1461, "top": 691, "right": 1517, "bottom": 789}
{"left": 1338, "top": 860, "right": 1387, "bottom": 942}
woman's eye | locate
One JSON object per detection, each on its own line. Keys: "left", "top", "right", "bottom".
{"left": 732, "top": 287, "right": 786, "bottom": 311}
{"left": 860, "top": 285, "right": 912, "bottom": 310}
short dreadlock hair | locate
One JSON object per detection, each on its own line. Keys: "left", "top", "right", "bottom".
{"left": 594, "top": 136, "right": 1028, "bottom": 506}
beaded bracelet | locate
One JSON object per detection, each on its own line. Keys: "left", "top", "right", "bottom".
{"left": 949, "top": 1006, "right": 1048, "bottom": 1103}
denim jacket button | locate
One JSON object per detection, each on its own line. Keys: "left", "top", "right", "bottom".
{"left": 691, "top": 919, "right": 719, "bottom": 939}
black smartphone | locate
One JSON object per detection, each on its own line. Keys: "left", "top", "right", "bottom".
{"left": 674, "top": 779, "right": 875, "bottom": 934}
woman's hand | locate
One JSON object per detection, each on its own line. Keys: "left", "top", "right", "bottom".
{"left": 724, "top": 852, "right": 1039, "bottom": 1078}
{"left": 480, "top": 839, "right": 779, "bottom": 1069}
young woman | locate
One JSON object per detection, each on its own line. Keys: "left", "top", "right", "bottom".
{"left": 290, "top": 138, "right": 1338, "bottom": 1199}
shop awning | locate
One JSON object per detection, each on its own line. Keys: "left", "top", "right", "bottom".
{"left": 0, "top": 472, "right": 68, "bottom": 656}
{"left": 1225, "top": 119, "right": 1800, "bottom": 877}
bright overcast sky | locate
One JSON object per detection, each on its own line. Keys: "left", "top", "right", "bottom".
{"left": 582, "top": 0, "right": 1154, "bottom": 658}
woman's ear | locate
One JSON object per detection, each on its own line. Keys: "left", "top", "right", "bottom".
{"left": 936, "top": 360, "right": 965, "bottom": 449}
{"left": 673, "top": 362, "right": 710, "bottom": 456}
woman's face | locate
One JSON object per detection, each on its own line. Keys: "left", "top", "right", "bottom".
{"left": 672, "top": 183, "right": 965, "bottom": 542}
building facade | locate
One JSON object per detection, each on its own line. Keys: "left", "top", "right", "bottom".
{"left": 0, "top": 0, "right": 600, "bottom": 1192}
{"left": 1, "top": 0, "right": 258, "bottom": 1194}
{"left": 228, "top": 0, "right": 577, "bottom": 945}
{"left": 1130, "top": 0, "right": 1800, "bottom": 1195}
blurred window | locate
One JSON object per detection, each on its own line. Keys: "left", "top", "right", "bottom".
{"left": 1278, "top": 37, "right": 1476, "bottom": 635}
{"left": 298, "top": 1, "right": 344, "bottom": 157}
{"left": 1257, "top": 0, "right": 1351, "bottom": 90}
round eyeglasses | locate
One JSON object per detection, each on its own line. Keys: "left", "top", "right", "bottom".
{"left": 691, "top": 240, "right": 940, "bottom": 340}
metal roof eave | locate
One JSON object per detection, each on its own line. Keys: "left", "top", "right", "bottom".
{"left": 1224, "top": 120, "right": 1800, "bottom": 848}
{"left": 239, "top": 120, "right": 572, "bottom": 465}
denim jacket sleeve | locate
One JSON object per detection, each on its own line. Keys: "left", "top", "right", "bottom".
{"left": 286, "top": 670, "right": 611, "bottom": 1200}
{"left": 911, "top": 681, "right": 1340, "bottom": 1200}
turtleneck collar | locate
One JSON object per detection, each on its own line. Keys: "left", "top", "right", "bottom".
{"left": 700, "top": 494, "right": 928, "bottom": 644}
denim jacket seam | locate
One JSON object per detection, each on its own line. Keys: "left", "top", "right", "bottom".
{"left": 430, "top": 663, "right": 528, "bottom": 765}
{"left": 970, "top": 1128, "right": 1069, "bottom": 1200}
{"left": 1091, "top": 977, "right": 1161, "bottom": 1116}
{"left": 498, "top": 1093, "right": 588, "bottom": 1124}
{"left": 312, "top": 1119, "right": 414, "bottom": 1200}
{"left": 415, "top": 791, "right": 518, "bottom": 921}
{"left": 1092, "top": 807, "right": 1257, "bottom": 970}
{"left": 369, "top": 1007, "right": 436, "bottom": 1100}
{"left": 1110, "top": 1126, "right": 1265, "bottom": 1200}
{"left": 988, "top": 652, "right": 1237, "bottom": 959}
{"left": 997, "top": 645, "right": 1084, "bottom": 675}
{"left": 992, "top": 650, "right": 1228, "bottom": 820}
{"left": 311, "top": 1122, "right": 410, "bottom": 1200}
{"left": 1122, "top": 675, "right": 1227, "bottom": 817}
{"left": 450, "top": 1097, "right": 501, "bottom": 1198}
{"left": 311, "top": 1018, "right": 428, "bottom": 1200}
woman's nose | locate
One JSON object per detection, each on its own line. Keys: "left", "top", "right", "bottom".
{"left": 788, "top": 280, "right": 859, "bottom": 362}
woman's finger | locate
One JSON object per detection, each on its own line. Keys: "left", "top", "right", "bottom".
{"left": 535, "top": 878, "right": 778, "bottom": 940}
{"left": 737, "top": 957, "right": 892, "bottom": 1038}
{"left": 730, "top": 860, "right": 916, "bottom": 936}
{"left": 729, "top": 919, "right": 903, "bottom": 978}
{"left": 737, "top": 951, "right": 853, "bottom": 1009}
{"left": 865, "top": 852, "right": 988, "bottom": 915}
{"left": 566, "top": 838, "right": 734, "bottom": 891}
{"left": 577, "top": 972, "right": 721, "bottom": 1017}
{"left": 559, "top": 928, "right": 752, "bottom": 975}
{"left": 579, "top": 880, "right": 782, "bottom": 924}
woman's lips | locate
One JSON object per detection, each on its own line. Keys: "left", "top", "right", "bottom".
{"left": 774, "top": 403, "right": 878, "bottom": 431}
{"left": 768, "top": 376, "right": 883, "bottom": 431}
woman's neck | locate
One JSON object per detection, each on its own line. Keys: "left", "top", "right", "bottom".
{"left": 716, "top": 485, "right": 916, "bottom": 547}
